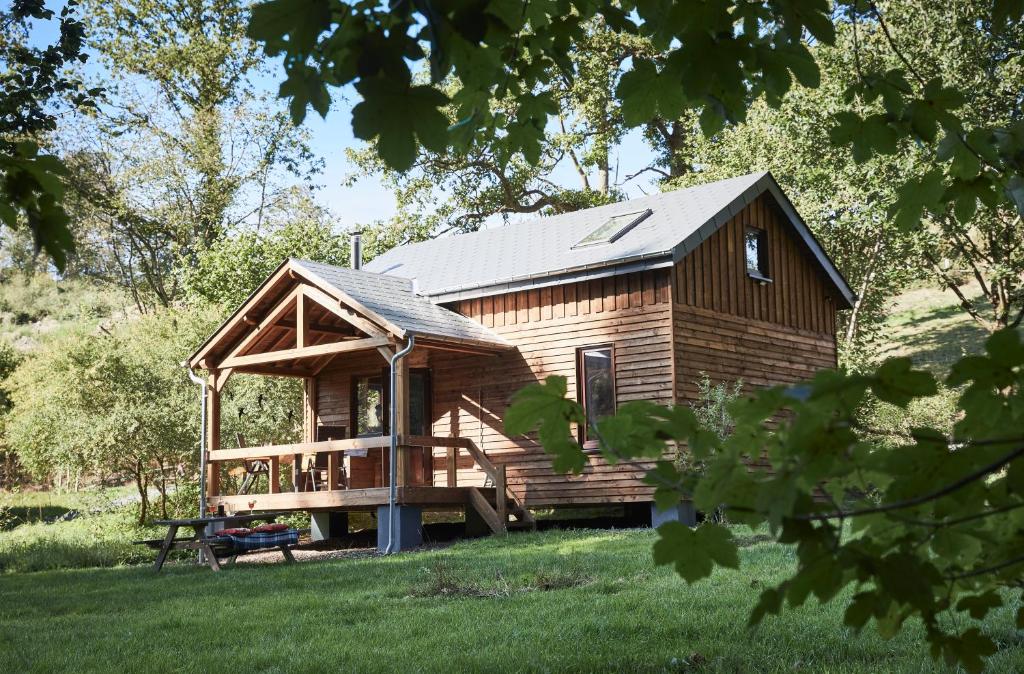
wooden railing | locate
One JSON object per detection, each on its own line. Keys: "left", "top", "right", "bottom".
{"left": 207, "top": 434, "right": 534, "bottom": 530}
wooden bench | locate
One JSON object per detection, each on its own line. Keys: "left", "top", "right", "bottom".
{"left": 138, "top": 511, "right": 296, "bottom": 572}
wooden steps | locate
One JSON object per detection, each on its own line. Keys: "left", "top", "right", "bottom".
{"left": 466, "top": 486, "right": 537, "bottom": 535}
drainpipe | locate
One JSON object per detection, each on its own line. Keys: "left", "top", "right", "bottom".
{"left": 384, "top": 335, "right": 415, "bottom": 554}
{"left": 183, "top": 363, "right": 207, "bottom": 519}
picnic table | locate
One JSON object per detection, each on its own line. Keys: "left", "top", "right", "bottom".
{"left": 140, "top": 511, "right": 296, "bottom": 572}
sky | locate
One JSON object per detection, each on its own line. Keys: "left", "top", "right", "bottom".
{"left": 28, "top": 1, "right": 661, "bottom": 233}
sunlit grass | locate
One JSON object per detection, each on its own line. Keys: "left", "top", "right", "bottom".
{"left": 1, "top": 528, "right": 1021, "bottom": 673}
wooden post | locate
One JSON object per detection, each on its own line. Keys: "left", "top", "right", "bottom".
{"left": 495, "top": 464, "right": 507, "bottom": 531}
{"left": 446, "top": 447, "right": 457, "bottom": 487}
{"left": 269, "top": 456, "right": 280, "bottom": 494}
{"left": 206, "top": 371, "right": 221, "bottom": 499}
{"left": 296, "top": 290, "right": 309, "bottom": 349}
{"left": 328, "top": 451, "right": 341, "bottom": 491}
{"left": 394, "top": 354, "right": 411, "bottom": 486}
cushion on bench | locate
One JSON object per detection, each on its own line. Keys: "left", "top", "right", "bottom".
{"left": 219, "top": 529, "right": 298, "bottom": 552}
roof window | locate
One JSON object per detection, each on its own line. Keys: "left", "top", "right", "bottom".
{"left": 572, "top": 209, "right": 652, "bottom": 249}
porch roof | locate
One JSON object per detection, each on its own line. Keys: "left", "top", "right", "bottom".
{"left": 188, "top": 259, "right": 510, "bottom": 373}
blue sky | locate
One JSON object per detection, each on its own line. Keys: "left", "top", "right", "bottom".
{"left": 30, "top": 2, "right": 660, "bottom": 232}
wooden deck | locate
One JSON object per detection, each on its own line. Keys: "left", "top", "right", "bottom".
{"left": 207, "top": 435, "right": 535, "bottom": 533}
{"left": 209, "top": 486, "right": 497, "bottom": 513}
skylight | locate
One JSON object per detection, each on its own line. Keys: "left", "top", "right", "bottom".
{"left": 572, "top": 209, "right": 652, "bottom": 249}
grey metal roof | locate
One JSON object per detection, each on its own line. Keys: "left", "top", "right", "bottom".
{"left": 290, "top": 259, "right": 510, "bottom": 349}
{"left": 363, "top": 172, "right": 856, "bottom": 309}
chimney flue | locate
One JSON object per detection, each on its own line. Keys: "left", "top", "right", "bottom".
{"left": 350, "top": 231, "right": 363, "bottom": 270}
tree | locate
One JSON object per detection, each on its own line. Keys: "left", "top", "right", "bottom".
{"left": 59, "top": 0, "right": 320, "bottom": 309}
{"left": 5, "top": 306, "right": 302, "bottom": 521}
{"left": 180, "top": 188, "right": 348, "bottom": 308}
{"left": 0, "top": 0, "right": 97, "bottom": 271}
{"left": 345, "top": 18, "right": 637, "bottom": 239}
{"left": 508, "top": 331, "right": 1024, "bottom": 672}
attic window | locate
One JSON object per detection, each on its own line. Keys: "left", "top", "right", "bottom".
{"left": 572, "top": 209, "right": 652, "bottom": 249}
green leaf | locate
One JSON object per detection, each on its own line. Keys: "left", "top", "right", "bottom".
{"left": 956, "top": 592, "right": 1002, "bottom": 620}
{"left": 887, "top": 170, "right": 946, "bottom": 230}
{"left": 616, "top": 59, "right": 660, "bottom": 126}
{"left": 871, "top": 358, "right": 937, "bottom": 407}
{"left": 351, "top": 79, "right": 450, "bottom": 171}
{"left": 985, "top": 328, "right": 1024, "bottom": 367}
{"left": 652, "top": 522, "right": 738, "bottom": 583}
{"left": 505, "top": 376, "right": 586, "bottom": 474}
{"left": 994, "top": 0, "right": 1024, "bottom": 27}
{"left": 248, "top": 0, "right": 330, "bottom": 53}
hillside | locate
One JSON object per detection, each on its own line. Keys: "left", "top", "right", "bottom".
{"left": 0, "top": 274, "right": 131, "bottom": 353}
{"left": 876, "top": 280, "right": 993, "bottom": 374}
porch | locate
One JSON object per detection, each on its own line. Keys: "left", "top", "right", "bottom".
{"left": 187, "top": 259, "right": 534, "bottom": 550}
{"left": 206, "top": 434, "right": 534, "bottom": 536}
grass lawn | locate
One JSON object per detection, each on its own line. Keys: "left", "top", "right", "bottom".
{"left": 1, "top": 528, "right": 1021, "bottom": 673}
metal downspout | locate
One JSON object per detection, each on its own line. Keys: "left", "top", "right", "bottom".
{"left": 384, "top": 335, "right": 415, "bottom": 554}
{"left": 184, "top": 364, "right": 207, "bottom": 519}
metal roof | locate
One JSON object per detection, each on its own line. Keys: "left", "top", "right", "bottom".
{"left": 289, "top": 259, "right": 511, "bottom": 349}
{"left": 363, "top": 172, "right": 856, "bottom": 309}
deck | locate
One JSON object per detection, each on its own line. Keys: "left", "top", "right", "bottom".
{"left": 206, "top": 435, "right": 534, "bottom": 533}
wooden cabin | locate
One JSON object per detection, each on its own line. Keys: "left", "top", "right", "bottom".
{"left": 187, "top": 171, "right": 855, "bottom": 550}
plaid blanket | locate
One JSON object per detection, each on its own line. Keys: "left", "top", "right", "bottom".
{"left": 219, "top": 529, "right": 298, "bottom": 552}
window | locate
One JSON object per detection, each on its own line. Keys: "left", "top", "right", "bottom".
{"left": 577, "top": 346, "right": 616, "bottom": 446}
{"left": 354, "top": 375, "right": 385, "bottom": 437}
{"left": 351, "top": 369, "right": 431, "bottom": 437}
{"left": 572, "top": 209, "right": 652, "bottom": 248}
{"left": 745, "top": 227, "right": 770, "bottom": 280}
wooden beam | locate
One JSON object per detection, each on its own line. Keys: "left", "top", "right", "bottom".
{"left": 209, "top": 436, "right": 391, "bottom": 462}
{"left": 218, "top": 286, "right": 302, "bottom": 367}
{"left": 269, "top": 457, "right": 281, "bottom": 494}
{"left": 190, "top": 262, "right": 295, "bottom": 368}
{"left": 302, "top": 284, "right": 389, "bottom": 338}
{"left": 296, "top": 289, "right": 309, "bottom": 349}
{"left": 394, "top": 356, "right": 410, "bottom": 486}
{"left": 277, "top": 319, "right": 355, "bottom": 336}
{"left": 220, "top": 336, "right": 391, "bottom": 369}
{"left": 214, "top": 368, "right": 233, "bottom": 392}
{"left": 230, "top": 365, "right": 316, "bottom": 378}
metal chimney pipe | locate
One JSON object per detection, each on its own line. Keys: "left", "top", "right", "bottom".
{"left": 350, "top": 231, "right": 363, "bottom": 270}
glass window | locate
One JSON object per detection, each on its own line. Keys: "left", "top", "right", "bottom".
{"left": 353, "top": 370, "right": 430, "bottom": 437}
{"left": 578, "top": 346, "right": 615, "bottom": 445}
{"left": 572, "top": 209, "right": 652, "bottom": 248}
{"left": 745, "top": 227, "right": 769, "bottom": 278}
{"left": 354, "top": 375, "right": 384, "bottom": 437}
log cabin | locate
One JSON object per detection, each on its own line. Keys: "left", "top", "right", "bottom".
{"left": 187, "top": 171, "right": 855, "bottom": 551}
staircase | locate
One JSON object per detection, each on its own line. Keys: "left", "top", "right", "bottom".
{"left": 461, "top": 438, "right": 536, "bottom": 535}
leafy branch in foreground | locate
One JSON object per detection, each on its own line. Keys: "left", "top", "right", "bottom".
{"left": 506, "top": 329, "right": 1024, "bottom": 673}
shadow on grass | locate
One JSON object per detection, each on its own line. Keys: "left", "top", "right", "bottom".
{"left": 1, "top": 506, "right": 73, "bottom": 531}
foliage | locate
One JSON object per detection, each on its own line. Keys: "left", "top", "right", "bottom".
{"left": 0, "top": 0, "right": 98, "bottom": 270}
{"left": 344, "top": 18, "right": 636, "bottom": 238}
{"left": 180, "top": 188, "right": 348, "bottom": 308}
{"left": 678, "top": 375, "right": 743, "bottom": 483}
{"left": 508, "top": 329, "right": 1024, "bottom": 672}
{"left": 56, "top": 0, "right": 320, "bottom": 309}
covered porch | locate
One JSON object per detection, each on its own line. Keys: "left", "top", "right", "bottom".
{"left": 187, "top": 259, "right": 534, "bottom": 550}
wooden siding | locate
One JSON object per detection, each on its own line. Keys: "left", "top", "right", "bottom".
{"left": 437, "top": 270, "right": 672, "bottom": 506}
{"left": 671, "top": 193, "right": 839, "bottom": 335}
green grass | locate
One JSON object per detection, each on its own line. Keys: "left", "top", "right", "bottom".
{"left": 0, "top": 488, "right": 162, "bottom": 572}
{"left": 0, "top": 528, "right": 1021, "bottom": 673}
{"left": 878, "top": 281, "right": 994, "bottom": 374}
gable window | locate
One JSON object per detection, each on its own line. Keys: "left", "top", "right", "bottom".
{"left": 577, "top": 346, "right": 616, "bottom": 446}
{"left": 745, "top": 227, "right": 770, "bottom": 281}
